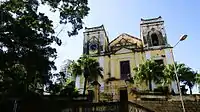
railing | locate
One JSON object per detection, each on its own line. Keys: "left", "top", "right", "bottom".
{"left": 0, "top": 89, "right": 156, "bottom": 112}
{"left": 61, "top": 101, "right": 153, "bottom": 112}
{"left": 61, "top": 102, "right": 120, "bottom": 112}
{"left": 128, "top": 102, "right": 154, "bottom": 112}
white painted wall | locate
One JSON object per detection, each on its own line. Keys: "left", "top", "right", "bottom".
{"left": 164, "top": 49, "right": 173, "bottom": 64}
{"left": 164, "top": 49, "right": 179, "bottom": 93}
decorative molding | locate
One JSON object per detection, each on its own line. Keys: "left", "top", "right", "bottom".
{"left": 109, "top": 33, "right": 141, "bottom": 45}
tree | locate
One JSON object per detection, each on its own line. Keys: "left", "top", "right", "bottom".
{"left": 0, "top": 0, "right": 89, "bottom": 96}
{"left": 196, "top": 73, "right": 200, "bottom": 85}
{"left": 133, "top": 60, "right": 164, "bottom": 91}
{"left": 163, "top": 63, "right": 196, "bottom": 94}
{"left": 68, "top": 55, "right": 103, "bottom": 95}
{"left": 196, "top": 72, "right": 200, "bottom": 93}
{"left": 179, "top": 69, "right": 197, "bottom": 95}
{"left": 162, "top": 64, "right": 176, "bottom": 86}
{"left": 46, "top": 72, "right": 78, "bottom": 97}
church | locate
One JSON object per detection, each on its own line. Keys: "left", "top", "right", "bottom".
{"left": 80, "top": 16, "right": 178, "bottom": 101}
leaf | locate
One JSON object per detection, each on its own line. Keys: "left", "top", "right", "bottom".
{"left": 0, "top": 0, "right": 89, "bottom": 96}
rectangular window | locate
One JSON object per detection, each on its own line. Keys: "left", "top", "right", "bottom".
{"left": 120, "top": 60, "right": 130, "bottom": 80}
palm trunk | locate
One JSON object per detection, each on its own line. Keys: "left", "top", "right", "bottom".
{"left": 189, "top": 86, "right": 192, "bottom": 95}
{"left": 13, "top": 100, "right": 18, "bottom": 112}
{"left": 176, "top": 82, "right": 180, "bottom": 93}
{"left": 168, "top": 84, "right": 172, "bottom": 94}
{"left": 166, "top": 84, "right": 171, "bottom": 100}
{"left": 94, "top": 81, "right": 99, "bottom": 102}
{"left": 83, "top": 77, "right": 88, "bottom": 95}
{"left": 149, "top": 79, "right": 152, "bottom": 91}
{"left": 148, "top": 74, "right": 152, "bottom": 91}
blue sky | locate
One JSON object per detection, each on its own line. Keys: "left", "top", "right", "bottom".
{"left": 39, "top": 0, "right": 200, "bottom": 72}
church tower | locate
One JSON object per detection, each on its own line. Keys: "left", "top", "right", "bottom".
{"left": 82, "top": 25, "right": 110, "bottom": 93}
{"left": 140, "top": 16, "right": 177, "bottom": 92}
{"left": 140, "top": 16, "right": 169, "bottom": 48}
{"left": 140, "top": 16, "right": 172, "bottom": 63}
{"left": 83, "top": 25, "right": 109, "bottom": 56}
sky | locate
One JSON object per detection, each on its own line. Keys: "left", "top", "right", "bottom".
{"left": 40, "top": 0, "right": 200, "bottom": 72}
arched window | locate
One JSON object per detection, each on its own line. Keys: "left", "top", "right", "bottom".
{"left": 151, "top": 33, "right": 159, "bottom": 46}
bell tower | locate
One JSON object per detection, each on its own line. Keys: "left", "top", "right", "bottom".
{"left": 140, "top": 16, "right": 169, "bottom": 48}
{"left": 140, "top": 17, "right": 178, "bottom": 93}
{"left": 83, "top": 25, "right": 109, "bottom": 56}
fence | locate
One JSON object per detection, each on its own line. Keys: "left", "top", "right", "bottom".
{"left": 61, "top": 101, "right": 152, "bottom": 112}
{"left": 0, "top": 89, "right": 153, "bottom": 112}
{"left": 128, "top": 102, "right": 154, "bottom": 112}
{"left": 62, "top": 102, "right": 120, "bottom": 112}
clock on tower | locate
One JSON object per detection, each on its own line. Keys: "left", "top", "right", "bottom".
{"left": 90, "top": 43, "right": 98, "bottom": 51}
{"left": 83, "top": 25, "right": 109, "bottom": 55}
{"left": 89, "top": 38, "right": 99, "bottom": 54}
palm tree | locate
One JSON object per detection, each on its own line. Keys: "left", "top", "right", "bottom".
{"left": 196, "top": 73, "right": 200, "bottom": 85}
{"left": 163, "top": 63, "right": 196, "bottom": 94}
{"left": 133, "top": 60, "right": 164, "bottom": 91}
{"left": 196, "top": 72, "right": 200, "bottom": 93}
{"left": 68, "top": 55, "right": 103, "bottom": 95}
{"left": 179, "top": 70, "right": 196, "bottom": 95}
{"left": 163, "top": 64, "right": 176, "bottom": 85}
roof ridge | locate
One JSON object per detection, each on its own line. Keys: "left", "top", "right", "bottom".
{"left": 109, "top": 33, "right": 141, "bottom": 45}
{"left": 141, "top": 16, "right": 162, "bottom": 21}
{"left": 85, "top": 24, "right": 103, "bottom": 29}
{"left": 123, "top": 33, "right": 141, "bottom": 41}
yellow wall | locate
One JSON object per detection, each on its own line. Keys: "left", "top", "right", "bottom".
{"left": 110, "top": 52, "right": 142, "bottom": 79}
{"left": 149, "top": 49, "right": 166, "bottom": 64}
{"left": 94, "top": 47, "right": 174, "bottom": 101}
{"left": 147, "top": 48, "right": 174, "bottom": 65}
{"left": 86, "top": 34, "right": 174, "bottom": 101}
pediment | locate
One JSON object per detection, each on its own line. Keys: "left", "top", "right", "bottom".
{"left": 115, "top": 48, "right": 132, "bottom": 54}
{"left": 109, "top": 33, "right": 142, "bottom": 52}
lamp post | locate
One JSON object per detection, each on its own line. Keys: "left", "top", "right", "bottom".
{"left": 171, "top": 34, "right": 187, "bottom": 112}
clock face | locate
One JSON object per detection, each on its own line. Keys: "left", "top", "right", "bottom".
{"left": 90, "top": 44, "right": 98, "bottom": 51}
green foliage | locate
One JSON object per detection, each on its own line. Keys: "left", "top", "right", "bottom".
{"left": 0, "top": 0, "right": 89, "bottom": 96}
{"left": 196, "top": 73, "right": 200, "bottom": 84}
{"left": 69, "top": 55, "right": 103, "bottom": 81}
{"left": 68, "top": 60, "right": 82, "bottom": 78}
{"left": 180, "top": 85, "right": 188, "bottom": 95}
{"left": 162, "top": 63, "right": 176, "bottom": 85}
{"left": 163, "top": 63, "right": 197, "bottom": 94}
{"left": 100, "top": 92, "right": 113, "bottom": 102}
{"left": 68, "top": 55, "right": 103, "bottom": 95}
{"left": 134, "top": 60, "right": 197, "bottom": 94}
{"left": 46, "top": 81, "right": 79, "bottom": 96}
{"left": 46, "top": 72, "right": 79, "bottom": 96}
{"left": 125, "top": 74, "right": 134, "bottom": 84}
{"left": 133, "top": 59, "right": 164, "bottom": 91}
{"left": 180, "top": 70, "right": 197, "bottom": 95}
